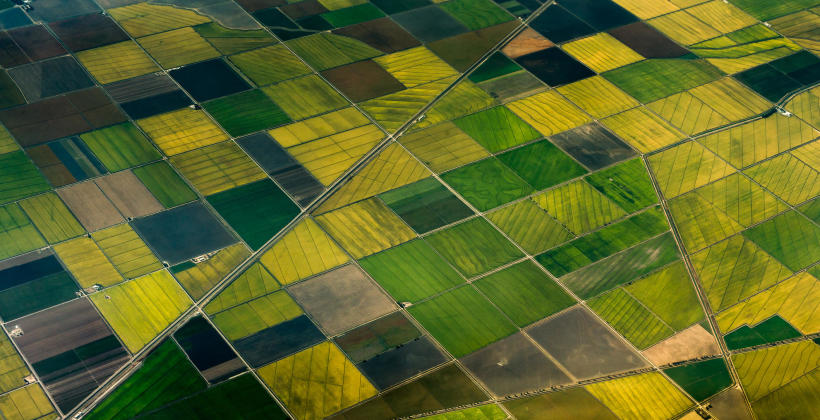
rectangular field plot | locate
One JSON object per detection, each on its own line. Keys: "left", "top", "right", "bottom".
{"left": 8, "top": 298, "right": 129, "bottom": 412}
{"left": 204, "top": 89, "right": 292, "bottom": 137}
{"left": 498, "top": 139, "right": 588, "bottom": 191}
{"left": 95, "top": 171, "right": 164, "bottom": 219}
{"left": 290, "top": 264, "right": 397, "bottom": 335}
{"left": 258, "top": 217, "right": 349, "bottom": 286}
{"left": 90, "top": 270, "right": 192, "bottom": 353}
{"left": 442, "top": 158, "right": 533, "bottom": 211}
{"left": 533, "top": 179, "right": 627, "bottom": 235}
{"left": 0, "top": 151, "right": 50, "bottom": 205}
{"left": 742, "top": 210, "right": 820, "bottom": 271}
{"left": 461, "top": 332, "right": 571, "bottom": 397}
{"left": 172, "top": 243, "right": 250, "bottom": 300}
{"left": 588, "top": 288, "right": 675, "bottom": 350}
{"left": 208, "top": 178, "right": 300, "bottom": 250}
{"left": 57, "top": 180, "right": 124, "bottom": 232}
{"left": 105, "top": 73, "right": 192, "bottom": 120}
{"left": 504, "top": 387, "right": 617, "bottom": 419}
{"left": 560, "top": 233, "right": 679, "bottom": 299}
{"left": 26, "top": 136, "right": 106, "bottom": 187}
{"left": 8, "top": 56, "right": 94, "bottom": 102}
{"left": 0, "top": 252, "right": 77, "bottom": 322}
{"left": 474, "top": 261, "right": 575, "bottom": 328}
{"left": 138, "top": 27, "right": 220, "bottom": 69}
{"left": 0, "top": 203, "right": 46, "bottom": 261}
{"left": 83, "top": 340, "right": 206, "bottom": 420}
{"left": 132, "top": 161, "right": 198, "bottom": 209}
{"left": 0, "top": 329, "right": 31, "bottom": 393}
{"left": 75, "top": 41, "right": 160, "bottom": 84}
{"left": 359, "top": 239, "right": 464, "bottom": 303}
{"left": 229, "top": 44, "right": 310, "bottom": 86}
{"left": 232, "top": 315, "right": 325, "bottom": 368}
{"left": 170, "top": 141, "right": 267, "bottom": 197}
{"left": 399, "top": 122, "right": 490, "bottom": 173}
{"left": 263, "top": 74, "right": 349, "bottom": 120}
{"left": 91, "top": 223, "right": 162, "bottom": 280}
{"left": 48, "top": 13, "right": 128, "bottom": 52}
{"left": 379, "top": 177, "right": 474, "bottom": 234}
{"left": 357, "top": 336, "right": 448, "bottom": 390}
{"left": 425, "top": 217, "right": 523, "bottom": 278}
{"left": 585, "top": 372, "right": 693, "bottom": 419}
{"left": 407, "top": 285, "right": 516, "bottom": 358}
{"left": 235, "top": 133, "right": 324, "bottom": 206}
{"left": 526, "top": 306, "right": 647, "bottom": 380}
{"left": 257, "top": 341, "right": 376, "bottom": 419}
{"left": 53, "top": 237, "right": 123, "bottom": 288}
{"left": 585, "top": 158, "right": 657, "bottom": 213}
{"left": 137, "top": 108, "right": 229, "bottom": 156}
{"left": 174, "top": 316, "right": 245, "bottom": 384}
{"left": 315, "top": 198, "right": 416, "bottom": 259}
{"left": 131, "top": 201, "right": 237, "bottom": 265}
{"left": 487, "top": 199, "right": 574, "bottom": 254}
{"left": 211, "top": 289, "right": 302, "bottom": 342}
{"left": 79, "top": 123, "right": 162, "bottom": 172}
{"left": 0, "top": 384, "right": 56, "bottom": 420}
{"left": 335, "top": 312, "right": 422, "bottom": 363}
{"left": 549, "top": 123, "right": 636, "bottom": 171}
{"left": 336, "top": 363, "right": 489, "bottom": 419}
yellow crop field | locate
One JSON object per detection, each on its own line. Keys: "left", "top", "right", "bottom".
{"left": 733, "top": 340, "right": 820, "bottom": 401}
{"left": 532, "top": 180, "right": 626, "bottom": 235}
{"left": 648, "top": 141, "right": 734, "bottom": 198}
{"left": 269, "top": 107, "right": 370, "bottom": 148}
{"left": 54, "top": 237, "right": 123, "bottom": 288}
{"left": 612, "top": 0, "right": 679, "bottom": 19}
{"left": 771, "top": 11, "right": 820, "bottom": 56}
{"left": 315, "top": 198, "right": 416, "bottom": 259}
{"left": 257, "top": 341, "right": 377, "bottom": 420}
{"left": 420, "top": 80, "right": 496, "bottom": 128}
{"left": 602, "top": 107, "right": 686, "bottom": 153}
{"left": 506, "top": 90, "right": 591, "bottom": 137}
{"left": 689, "top": 78, "right": 771, "bottom": 121}
{"left": 686, "top": 0, "right": 757, "bottom": 34}
{"left": 648, "top": 91, "right": 729, "bottom": 135}
{"left": 563, "top": 33, "right": 644, "bottom": 73}
{"left": 785, "top": 85, "right": 820, "bottom": 129}
{"left": 0, "top": 384, "right": 55, "bottom": 420}
{"left": 286, "top": 124, "right": 384, "bottom": 186}
{"left": 204, "top": 262, "right": 281, "bottom": 314}
{"left": 792, "top": 140, "right": 820, "bottom": 170}
{"left": 699, "top": 114, "right": 818, "bottom": 169}
{"left": 212, "top": 291, "right": 302, "bottom": 340}
{"left": 692, "top": 235, "right": 791, "bottom": 311}
{"left": 694, "top": 173, "right": 787, "bottom": 228}
{"left": 361, "top": 77, "right": 454, "bottom": 131}
{"left": 170, "top": 141, "right": 267, "bottom": 196}
{"left": 717, "top": 272, "right": 819, "bottom": 335}
{"left": 669, "top": 192, "right": 744, "bottom": 252}
{"left": 318, "top": 0, "right": 366, "bottom": 10}
{"left": 400, "top": 121, "right": 489, "bottom": 173}
{"left": 138, "top": 27, "right": 220, "bottom": 68}
{"left": 259, "top": 218, "right": 349, "bottom": 286}
{"left": 262, "top": 75, "right": 348, "bottom": 120}
{"left": 137, "top": 108, "right": 229, "bottom": 156}
{"left": 173, "top": 243, "right": 250, "bottom": 299}
{"left": 744, "top": 154, "right": 820, "bottom": 206}
{"left": 92, "top": 223, "right": 162, "bottom": 279}
{"left": 586, "top": 372, "right": 693, "bottom": 419}
{"left": 0, "top": 333, "right": 29, "bottom": 394}
{"left": 315, "top": 142, "right": 430, "bottom": 212}
{"left": 0, "top": 124, "right": 16, "bottom": 154}
{"left": 487, "top": 199, "right": 573, "bottom": 254}
{"left": 374, "top": 46, "right": 457, "bottom": 88}
{"left": 76, "top": 41, "right": 160, "bottom": 84}
{"left": 90, "top": 270, "right": 192, "bottom": 353}
{"left": 557, "top": 76, "right": 639, "bottom": 119}
{"left": 108, "top": 3, "right": 211, "bottom": 37}
{"left": 228, "top": 44, "right": 311, "bottom": 86}
{"left": 649, "top": 10, "right": 722, "bottom": 45}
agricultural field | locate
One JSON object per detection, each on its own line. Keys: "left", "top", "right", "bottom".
{"left": 0, "top": 0, "right": 818, "bottom": 418}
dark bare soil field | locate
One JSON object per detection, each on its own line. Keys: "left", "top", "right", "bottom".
{"left": 461, "top": 332, "right": 571, "bottom": 396}
{"left": 334, "top": 17, "right": 420, "bottom": 53}
{"left": 358, "top": 336, "right": 448, "bottom": 390}
{"left": 526, "top": 306, "right": 647, "bottom": 380}
{"left": 608, "top": 21, "right": 690, "bottom": 58}
{"left": 321, "top": 60, "right": 405, "bottom": 102}
{"left": 49, "top": 13, "right": 128, "bottom": 52}
{"left": 233, "top": 314, "right": 324, "bottom": 367}
{"left": 549, "top": 122, "right": 636, "bottom": 170}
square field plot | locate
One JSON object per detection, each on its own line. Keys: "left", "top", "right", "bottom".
{"left": 170, "top": 59, "right": 251, "bottom": 102}
{"left": 57, "top": 180, "right": 124, "bottom": 232}
{"left": 8, "top": 298, "right": 128, "bottom": 412}
{"left": 207, "top": 179, "right": 300, "bottom": 250}
{"left": 288, "top": 264, "right": 397, "bottom": 335}
{"left": 131, "top": 201, "right": 237, "bottom": 265}
{"left": 95, "top": 171, "right": 164, "bottom": 219}
{"left": 408, "top": 285, "right": 517, "bottom": 358}
{"left": 426, "top": 217, "right": 523, "bottom": 278}
{"left": 233, "top": 315, "right": 325, "bottom": 368}
{"left": 526, "top": 306, "right": 647, "bottom": 380}
{"left": 461, "top": 332, "right": 571, "bottom": 397}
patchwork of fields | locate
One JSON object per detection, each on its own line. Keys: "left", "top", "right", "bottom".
{"left": 0, "top": 0, "right": 817, "bottom": 419}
